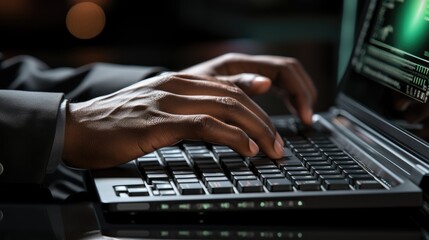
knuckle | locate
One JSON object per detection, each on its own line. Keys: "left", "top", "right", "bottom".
{"left": 192, "top": 115, "right": 216, "bottom": 130}
{"left": 287, "top": 57, "right": 299, "bottom": 64}
{"left": 156, "top": 74, "right": 182, "bottom": 88}
{"left": 277, "top": 57, "right": 300, "bottom": 69}
{"left": 163, "top": 73, "right": 182, "bottom": 83}
{"left": 156, "top": 91, "right": 178, "bottom": 104}
{"left": 218, "top": 96, "right": 240, "bottom": 112}
{"left": 227, "top": 85, "right": 245, "bottom": 95}
{"left": 223, "top": 52, "right": 243, "bottom": 60}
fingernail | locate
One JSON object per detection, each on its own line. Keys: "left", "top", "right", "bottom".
{"left": 249, "top": 139, "right": 259, "bottom": 155}
{"left": 274, "top": 139, "right": 284, "bottom": 157}
{"left": 305, "top": 108, "right": 314, "bottom": 125}
{"left": 254, "top": 76, "right": 268, "bottom": 82}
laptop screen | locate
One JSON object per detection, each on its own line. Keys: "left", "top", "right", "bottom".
{"left": 339, "top": 0, "right": 429, "bottom": 148}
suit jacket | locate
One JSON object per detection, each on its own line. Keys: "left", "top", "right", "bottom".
{"left": 0, "top": 55, "right": 164, "bottom": 184}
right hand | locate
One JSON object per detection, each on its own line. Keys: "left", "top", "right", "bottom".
{"left": 62, "top": 73, "right": 285, "bottom": 169}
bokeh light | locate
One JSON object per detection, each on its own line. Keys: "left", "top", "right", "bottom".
{"left": 66, "top": 1, "right": 106, "bottom": 39}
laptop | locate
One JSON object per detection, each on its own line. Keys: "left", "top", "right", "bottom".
{"left": 86, "top": 0, "right": 429, "bottom": 220}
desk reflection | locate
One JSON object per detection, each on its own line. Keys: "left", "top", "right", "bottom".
{"left": 99, "top": 224, "right": 423, "bottom": 240}
{"left": 96, "top": 206, "right": 427, "bottom": 240}
{"left": 0, "top": 202, "right": 427, "bottom": 240}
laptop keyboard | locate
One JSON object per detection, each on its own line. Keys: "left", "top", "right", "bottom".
{"left": 113, "top": 122, "right": 386, "bottom": 198}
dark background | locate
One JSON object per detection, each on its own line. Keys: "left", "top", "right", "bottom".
{"left": 0, "top": 0, "right": 345, "bottom": 115}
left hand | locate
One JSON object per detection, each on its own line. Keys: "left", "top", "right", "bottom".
{"left": 181, "top": 52, "right": 317, "bottom": 125}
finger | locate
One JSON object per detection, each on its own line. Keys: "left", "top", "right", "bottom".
{"left": 404, "top": 104, "right": 429, "bottom": 123}
{"left": 248, "top": 56, "right": 317, "bottom": 104}
{"left": 173, "top": 114, "right": 262, "bottom": 157}
{"left": 288, "top": 59, "right": 318, "bottom": 105}
{"left": 215, "top": 73, "right": 272, "bottom": 96}
{"left": 208, "top": 54, "right": 316, "bottom": 125}
{"left": 159, "top": 94, "right": 284, "bottom": 159}
{"left": 159, "top": 76, "right": 278, "bottom": 134}
{"left": 213, "top": 53, "right": 317, "bottom": 102}
{"left": 392, "top": 98, "right": 412, "bottom": 111}
{"left": 277, "top": 67, "right": 314, "bottom": 125}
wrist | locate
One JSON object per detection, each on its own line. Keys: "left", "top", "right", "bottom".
{"left": 63, "top": 101, "right": 81, "bottom": 168}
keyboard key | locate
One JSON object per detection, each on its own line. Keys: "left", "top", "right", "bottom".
{"left": 175, "top": 178, "right": 199, "bottom": 184}
{"left": 229, "top": 171, "right": 254, "bottom": 177}
{"left": 189, "top": 153, "right": 213, "bottom": 161}
{"left": 305, "top": 161, "right": 331, "bottom": 168}
{"left": 347, "top": 174, "right": 374, "bottom": 184}
{"left": 314, "top": 169, "right": 341, "bottom": 176}
{"left": 256, "top": 168, "right": 282, "bottom": 177}
{"left": 323, "top": 151, "right": 347, "bottom": 157}
{"left": 259, "top": 173, "right": 285, "bottom": 184}
{"left": 294, "top": 148, "right": 318, "bottom": 154}
{"left": 355, "top": 180, "right": 385, "bottom": 190}
{"left": 290, "top": 175, "right": 317, "bottom": 181}
{"left": 283, "top": 166, "right": 307, "bottom": 172}
{"left": 137, "top": 158, "right": 160, "bottom": 166}
{"left": 310, "top": 165, "right": 335, "bottom": 174}
{"left": 297, "top": 152, "right": 322, "bottom": 159}
{"left": 294, "top": 180, "right": 321, "bottom": 191}
{"left": 207, "top": 181, "right": 234, "bottom": 194}
{"left": 232, "top": 175, "right": 258, "bottom": 186}
{"left": 146, "top": 173, "right": 169, "bottom": 184}
{"left": 223, "top": 162, "right": 248, "bottom": 170}
{"left": 127, "top": 186, "right": 150, "bottom": 196}
{"left": 318, "top": 174, "right": 346, "bottom": 182}
{"left": 338, "top": 165, "right": 363, "bottom": 171}
{"left": 303, "top": 156, "right": 326, "bottom": 162}
{"left": 214, "top": 148, "right": 238, "bottom": 156}
{"left": 286, "top": 170, "right": 312, "bottom": 178}
{"left": 332, "top": 160, "right": 357, "bottom": 167}
{"left": 342, "top": 169, "right": 368, "bottom": 175}
{"left": 139, "top": 165, "right": 164, "bottom": 172}
{"left": 169, "top": 166, "right": 193, "bottom": 172}
{"left": 202, "top": 172, "right": 226, "bottom": 178}
{"left": 319, "top": 147, "right": 342, "bottom": 153}
{"left": 114, "top": 185, "right": 128, "bottom": 193}
{"left": 174, "top": 173, "right": 197, "bottom": 179}
{"left": 328, "top": 155, "right": 352, "bottom": 162}
{"left": 266, "top": 178, "right": 293, "bottom": 192}
{"left": 159, "top": 190, "right": 176, "bottom": 196}
{"left": 283, "top": 147, "right": 294, "bottom": 157}
{"left": 237, "top": 179, "right": 264, "bottom": 193}
{"left": 154, "top": 183, "right": 173, "bottom": 190}
{"left": 203, "top": 176, "right": 229, "bottom": 185}
{"left": 274, "top": 157, "right": 303, "bottom": 167}
{"left": 178, "top": 183, "right": 205, "bottom": 195}
{"left": 323, "top": 179, "right": 350, "bottom": 190}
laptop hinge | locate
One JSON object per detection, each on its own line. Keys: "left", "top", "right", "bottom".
{"left": 316, "top": 107, "right": 429, "bottom": 191}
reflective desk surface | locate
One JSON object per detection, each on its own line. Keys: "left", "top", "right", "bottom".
{"left": 1, "top": 188, "right": 429, "bottom": 240}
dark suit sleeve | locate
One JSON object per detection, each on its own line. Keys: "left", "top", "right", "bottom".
{"left": 0, "top": 55, "right": 166, "bottom": 184}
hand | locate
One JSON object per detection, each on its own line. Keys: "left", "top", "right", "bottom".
{"left": 181, "top": 53, "right": 317, "bottom": 125}
{"left": 63, "top": 73, "right": 285, "bottom": 169}
{"left": 391, "top": 94, "right": 429, "bottom": 124}
{"left": 389, "top": 91, "right": 429, "bottom": 140}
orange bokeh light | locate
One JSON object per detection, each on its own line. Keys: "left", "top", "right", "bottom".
{"left": 66, "top": 2, "right": 106, "bottom": 40}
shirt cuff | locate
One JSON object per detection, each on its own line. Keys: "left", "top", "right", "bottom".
{"left": 47, "top": 99, "right": 68, "bottom": 173}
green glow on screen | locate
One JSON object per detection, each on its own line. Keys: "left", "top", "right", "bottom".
{"left": 398, "top": 0, "right": 429, "bottom": 48}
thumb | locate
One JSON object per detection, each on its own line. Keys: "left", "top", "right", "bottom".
{"left": 216, "top": 73, "right": 272, "bottom": 96}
